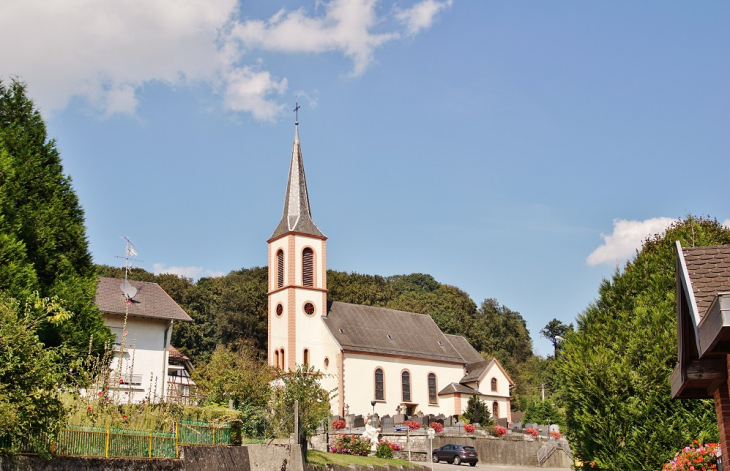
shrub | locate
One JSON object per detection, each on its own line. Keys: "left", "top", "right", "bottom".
{"left": 494, "top": 425, "right": 507, "bottom": 437}
{"left": 525, "top": 427, "right": 539, "bottom": 438}
{"left": 661, "top": 441, "right": 719, "bottom": 471}
{"left": 550, "top": 430, "right": 561, "bottom": 440}
{"left": 429, "top": 422, "right": 443, "bottom": 433}
{"left": 329, "top": 434, "right": 371, "bottom": 456}
{"left": 464, "top": 424, "right": 476, "bottom": 433}
{"left": 331, "top": 419, "right": 346, "bottom": 430}
{"left": 405, "top": 420, "right": 421, "bottom": 431}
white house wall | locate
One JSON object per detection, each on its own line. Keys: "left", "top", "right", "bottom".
{"left": 105, "top": 314, "right": 170, "bottom": 403}
{"left": 342, "top": 353, "right": 464, "bottom": 418}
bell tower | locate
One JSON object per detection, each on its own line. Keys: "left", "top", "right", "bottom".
{"left": 267, "top": 116, "right": 327, "bottom": 371}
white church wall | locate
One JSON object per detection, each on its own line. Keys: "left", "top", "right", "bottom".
{"left": 479, "top": 362, "right": 511, "bottom": 398}
{"left": 104, "top": 314, "right": 170, "bottom": 403}
{"left": 342, "top": 353, "right": 464, "bottom": 418}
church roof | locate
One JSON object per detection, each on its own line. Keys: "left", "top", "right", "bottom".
{"left": 95, "top": 277, "right": 192, "bottom": 322}
{"left": 322, "top": 301, "right": 465, "bottom": 363}
{"left": 270, "top": 123, "right": 325, "bottom": 240}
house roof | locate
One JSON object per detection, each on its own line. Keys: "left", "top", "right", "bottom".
{"left": 437, "top": 382, "right": 484, "bottom": 396}
{"left": 681, "top": 245, "right": 730, "bottom": 319}
{"left": 322, "top": 301, "right": 465, "bottom": 363}
{"left": 270, "top": 123, "right": 325, "bottom": 241}
{"left": 95, "top": 277, "right": 192, "bottom": 322}
{"left": 169, "top": 346, "right": 190, "bottom": 361}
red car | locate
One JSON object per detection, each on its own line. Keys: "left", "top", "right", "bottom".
{"left": 432, "top": 444, "right": 479, "bottom": 466}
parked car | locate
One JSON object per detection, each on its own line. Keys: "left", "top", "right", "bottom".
{"left": 432, "top": 444, "right": 478, "bottom": 466}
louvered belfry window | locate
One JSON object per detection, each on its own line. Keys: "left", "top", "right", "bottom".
{"left": 277, "top": 250, "right": 284, "bottom": 288}
{"left": 402, "top": 371, "right": 411, "bottom": 402}
{"left": 375, "top": 368, "right": 384, "bottom": 400}
{"left": 302, "top": 248, "right": 314, "bottom": 286}
{"left": 428, "top": 373, "right": 437, "bottom": 403}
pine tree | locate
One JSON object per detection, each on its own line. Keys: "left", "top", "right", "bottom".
{"left": 0, "top": 79, "right": 110, "bottom": 358}
{"left": 557, "top": 216, "right": 730, "bottom": 470}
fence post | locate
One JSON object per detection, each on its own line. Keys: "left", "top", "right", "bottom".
{"left": 175, "top": 421, "right": 179, "bottom": 458}
{"left": 212, "top": 423, "right": 216, "bottom": 445}
{"left": 148, "top": 432, "right": 152, "bottom": 458}
{"left": 105, "top": 426, "right": 110, "bottom": 458}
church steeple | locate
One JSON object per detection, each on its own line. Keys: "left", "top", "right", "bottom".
{"left": 269, "top": 120, "right": 324, "bottom": 240}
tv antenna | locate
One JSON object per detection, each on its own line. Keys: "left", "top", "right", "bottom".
{"left": 115, "top": 236, "right": 144, "bottom": 301}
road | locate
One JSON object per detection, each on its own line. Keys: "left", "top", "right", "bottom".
{"left": 422, "top": 461, "right": 569, "bottom": 471}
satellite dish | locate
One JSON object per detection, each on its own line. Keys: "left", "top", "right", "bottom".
{"left": 121, "top": 280, "right": 138, "bottom": 300}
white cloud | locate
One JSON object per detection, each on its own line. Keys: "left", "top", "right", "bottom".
{"left": 586, "top": 217, "right": 676, "bottom": 266}
{"left": 152, "top": 263, "right": 224, "bottom": 280}
{"left": 396, "top": 0, "right": 453, "bottom": 36}
{"left": 723, "top": 219, "right": 730, "bottom": 229}
{"left": 0, "top": 0, "right": 451, "bottom": 119}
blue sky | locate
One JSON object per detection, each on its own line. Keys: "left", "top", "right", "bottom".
{"left": 2, "top": 1, "right": 728, "bottom": 357}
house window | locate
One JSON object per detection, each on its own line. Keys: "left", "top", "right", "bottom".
{"left": 492, "top": 401, "right": 499, "bottom": 418}
{"left": 401, "top": 371, "right": 411, "bottom": 402}
{"left": 302, "top": 248, "right": 313, "bottom": 286}
{"left": 277, "top": 250, "right": 284, "bottom": 288}
{"left": 428, "top": 373, "right": 437, "bottom": 404}
{"left": 303, "top": 348, "right": 309, "bottom": 365}
{"left": 375, "top": 368, "right": 384, "bottom": 400}
{"left": 491, "top": 377, "right": 498, "bottom": 392}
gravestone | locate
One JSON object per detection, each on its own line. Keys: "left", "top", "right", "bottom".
{"left": 353, "top": 415, "right": 365, "bottom": 428}
{"left": 394, "top": 414, "right": 406, "bottom": 425}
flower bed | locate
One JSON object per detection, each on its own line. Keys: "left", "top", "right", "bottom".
{"left": 550, "top": 430, "right": 561, "bottom": 440}
{"left": 463, "top": 424, "right": 476, "bottom": 433}
{"left": 375, "top": 439, "right": 403, "bottom": 459}
{"left": 404, "top": 420, "right": 421, "bottom": 431}
{"left": 493, "top": 425, "right": 507, "bottom": 437}
{"left": 524, "top": 427, "right": 538, "bottom": 438}
{"left": 331, "top": 419, "right": 346, "bottom": 430}
{"left": 662, "top": 441, "right": 720, "bottom": 471}
{"left": 329, "top": 434, "right": 371, "bottom": 456}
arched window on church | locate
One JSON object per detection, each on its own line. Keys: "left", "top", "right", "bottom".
{"left": 302, "top": 248, "right": 314, "bottom": 286}
{"left": 303, "top": 348, "right": 309, "bottom": 365}
{"left": 280, "top": 348, "right": 285, "bottom": 369}
{"left": 401, "top": 371, "right": 411, "bottom": 402}
{"left": 277, "top": 249, "right": 284, "bottom": 288}
{"left": 491, "top": 377, "right": 498, "bottom": 392}
{"left": 492, "top": 401, "right": 499, "bottom": 418}
{"left": 374, "top": 368, "right": 384, "bottom": 400}
{"left": 428, "top": 373, "right": 437, "bottom": 404}
{"left": 274, "top": 350, "right": 279, "bottom": 369}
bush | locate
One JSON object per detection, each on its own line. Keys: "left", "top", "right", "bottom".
{"left": 329, "top": 434, "right": 371, "bottom": 456}
{"left": 331, "top": 419, "right": 346, "bottom": 430}
{"left": 375, "top": 440, "right": 393, "bottom": 459}
{"left": 493, "top": 425, "right": 507, "bottom": 437}
{"left": 464, "top": 424, "right": 475, "bottom": 433}
{"left": 525, "top": 427, "right": 538, "bottom": 438}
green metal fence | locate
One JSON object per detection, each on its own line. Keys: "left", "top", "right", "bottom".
{"left": 1, "top": 420, "right": 229, "bottom": 459}
{"left": 176, "top": 420, "right": 231, "bottom": 446}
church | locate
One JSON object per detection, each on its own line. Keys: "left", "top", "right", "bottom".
{"left": 267, "top": 119, "right": 513, "bottom": 423}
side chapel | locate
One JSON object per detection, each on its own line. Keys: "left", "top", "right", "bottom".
{"left": 267, "top": 119, "right": 513, "bottom": 421}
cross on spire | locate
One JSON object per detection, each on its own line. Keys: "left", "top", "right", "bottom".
{"left": 294, "top": 102, "right": 301, "bottom": 123}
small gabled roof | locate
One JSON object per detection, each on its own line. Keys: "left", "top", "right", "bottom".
{"left": 169, "top": 346, "right": 190, "bottom": 361}
{"left": 323, "top": 301, "right": 464, "bottom": 363}
{"left": 270, "top": 123, "right": 325, "bottom": 241}
{"left": 438, "top": 382, "right": 484, "bottom": 396}
{"left": 95, "top": 277, "right": 192, "bottom": 322}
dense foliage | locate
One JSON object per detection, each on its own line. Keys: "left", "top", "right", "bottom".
{"left": 461, "top": 394, "right": 493, "bottom": 426}
{"left": 271, "top": 365, "right": 332, "bottom": 438}
{"left": 557, "top": 216, "right": 730, "bottom": 470}
{"left": 0, "top": 79, "right": 110, "bottom": 359}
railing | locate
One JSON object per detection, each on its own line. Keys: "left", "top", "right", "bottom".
{"left": 1, "top": 420, "right": 231, "bottom": 459}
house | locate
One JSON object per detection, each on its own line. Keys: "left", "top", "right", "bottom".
{"left": 267, "top": 120, "right": 513, "bottom": 421}
{"left": 671, "top": 243, "right": 730, "bottom": 455}
{"left": 95, "top": 277, "right": 193, "bottom": 403}
{"left": 166, "top": 345, "right": 196, "bottom": 404}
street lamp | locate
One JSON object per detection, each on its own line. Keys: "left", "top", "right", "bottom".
{"left": 371, "top": 400, "right": 376, "bottom": 425}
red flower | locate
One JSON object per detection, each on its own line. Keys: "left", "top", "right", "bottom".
{"left": 122, "top": 414, "right": 127, "bottom": 421}
{"left": 87, "top": 406, "right": 92, "bottom": 412}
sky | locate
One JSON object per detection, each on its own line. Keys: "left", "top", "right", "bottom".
{"left": 2, "top": 0, "right": 728, "bottom": 357}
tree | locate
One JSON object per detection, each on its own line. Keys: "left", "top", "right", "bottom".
{"left": 460, "top": 394, "right": 493, "bottom": 426}
{"left": 0, "top": 79, "right": 110, "bottom": 358}
{"left": 192, "top": 341, "right": 274, "bottom": 409}
{"left": 0, "top": 294, "right": 68, "bottom": 455}
{"left": 271, "top": 365, "right": 332, "bottom": 438}
{"left": 540, "top": 318, "right": 573, "bottom": 357}
{"left": 557, "top": 216, "right": 730, "bottom": 470}
{"left": 523, "top": 398, "right": 563, "bottom": 426}
{"left": 470, "top": 298, "right": 533, "bottom": 374}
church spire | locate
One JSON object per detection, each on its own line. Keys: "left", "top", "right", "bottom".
{"left": 269, "top": 112, "right": 324, "bottom": 240}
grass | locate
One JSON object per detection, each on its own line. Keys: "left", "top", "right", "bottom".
{"left": 306, "top": 450, "right": 417, "bottom": 467}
